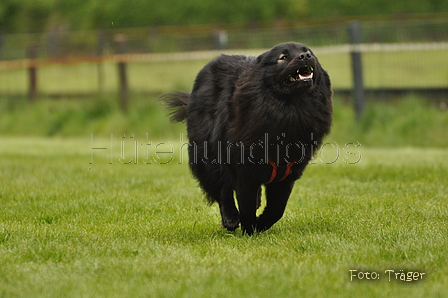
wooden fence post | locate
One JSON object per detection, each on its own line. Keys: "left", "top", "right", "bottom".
{"left": 97, "top": 29, "right": 106, "bottom": 95}
{"left": 214, "top": 30, "right": 228, "bottom": 50}
{"left": 27, "top": 45, "right": 38, "bottom": 102}
{"left": 348, "top": 21, "right": 366, "bottom": 122}
{"left": 114, "top": 34, "right": 129, "bottom": 112}
{"left": 0, "top": 28, "right": 5, "bottom": 60}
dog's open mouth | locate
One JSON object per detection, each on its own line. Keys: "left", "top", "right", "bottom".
{"left": 283, "top": 66, "right": 314, "bottom": 85}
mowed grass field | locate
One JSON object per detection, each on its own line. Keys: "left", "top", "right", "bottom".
{"left": 0, "top": 137, "right": 447, "bottom": 297}
{"left": 0, "top": 44, "right": 447, "bottom": 297}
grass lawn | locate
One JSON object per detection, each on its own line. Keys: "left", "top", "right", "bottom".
{"left": 0, "top": 137, "right": 447, "bottom": 297}
{"left": 1, "top": 47, "right": 448, "bottom": 95}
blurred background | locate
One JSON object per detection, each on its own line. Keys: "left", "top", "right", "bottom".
{"left": 0, "top": 0, "right": 447, "bottom": 146}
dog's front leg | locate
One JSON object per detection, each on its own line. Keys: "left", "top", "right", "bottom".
{"left": 218, "top": 187, "right": 240, "bottom": 231}
{"left": 256, "top": 180, "right": 295, "bottom": 232}
{"left": 235, "top": 180, "right": 260, "bottom": 235}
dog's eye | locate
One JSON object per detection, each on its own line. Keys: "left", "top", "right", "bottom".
{"left": 278, "top": 54, "right": 288, "bottom": 61}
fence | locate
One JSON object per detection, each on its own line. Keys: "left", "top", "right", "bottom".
{"left": 1, "top": 18, "right": 448, "bottom": 114}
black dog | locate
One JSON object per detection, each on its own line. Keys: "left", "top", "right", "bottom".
{"left": 162, "top": 42, "right": 332, "bottom": 235}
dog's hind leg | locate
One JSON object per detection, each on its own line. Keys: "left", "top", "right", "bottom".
{"left": 256, "top": 180, "right": 295, "bottom": 232}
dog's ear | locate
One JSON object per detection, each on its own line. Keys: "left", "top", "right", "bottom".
{"left": 256, "top": 52, "right": 266, "bottom": 63}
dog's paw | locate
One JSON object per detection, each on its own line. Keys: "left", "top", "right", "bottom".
{"left": 222, "top": 216, "right": 240, "bottom": 231}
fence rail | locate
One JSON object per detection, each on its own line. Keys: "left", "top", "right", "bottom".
{"left": 1, "top": 19, "right": 448, "bottom": 114}
{"left": 2, "top": 41, "right": 448, "bottom": 69}
{"left": 1, "top": 41, "right": 447, "bottom": 96}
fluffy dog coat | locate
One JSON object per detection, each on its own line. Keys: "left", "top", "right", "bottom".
{"left": 162, "top": 42, "right": 332, "bottom": 234}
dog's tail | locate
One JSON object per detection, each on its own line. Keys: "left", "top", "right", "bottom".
{"left": 160, "top": 91, "right": 190, "bottom": 123}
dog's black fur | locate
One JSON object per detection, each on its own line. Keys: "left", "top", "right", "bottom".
{"left": 161, "top": 42, "right": 332, "bottom": 235}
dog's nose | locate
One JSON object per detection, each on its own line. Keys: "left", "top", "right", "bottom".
{"left": 298, "top": 52, "right": 312, "bottom": 60}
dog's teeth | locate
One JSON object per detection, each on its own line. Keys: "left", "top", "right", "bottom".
{"left": 299, "top": 73, "right": 313, "bottom": 80}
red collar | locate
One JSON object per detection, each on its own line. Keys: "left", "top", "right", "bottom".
{"left": 265, "top": 160, "right": 296, "bottom": 184}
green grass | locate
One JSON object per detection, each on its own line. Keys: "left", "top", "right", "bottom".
{"left": 1, "top": 45, "right": 447, "bottom": 297}
{"left": 0, "top": 95, "right": 447, "bottom": 147}
{"left": 1, "top": 48, "right": 448, "bottom": 96}
{"left": 0, "top": 137, "right": 447, "bottom": 297}
{"left": 316, "top": 49, "right": 448, "bottom": 89}
{"left": 0, "top": 60, "right": 206, "bottom": 95}
{"left": 327, "top": 96, "right": 448, "bottom": 147}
